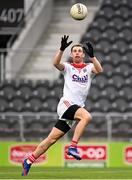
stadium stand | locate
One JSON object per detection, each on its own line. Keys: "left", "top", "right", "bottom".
{"left": 0, "top": 0, "right": 132, "bottom": 141}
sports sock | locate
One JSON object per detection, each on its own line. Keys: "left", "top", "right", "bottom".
{"left": 70, "top": 140, "right": 78, "bottom": 148}
{"left": 26, "top": 154, "right": 36, "bottom": 164}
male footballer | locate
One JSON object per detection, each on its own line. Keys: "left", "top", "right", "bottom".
{"left": 22, "top": 35, "right": 103, "bottom": 176}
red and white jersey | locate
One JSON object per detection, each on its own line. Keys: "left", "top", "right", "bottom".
{"left": 60, "top": 62, "right": 94, "bottom": 107}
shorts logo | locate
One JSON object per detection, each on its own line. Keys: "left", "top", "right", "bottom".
{"left": 72, "top": 74, "right": 88, "bottom": 83}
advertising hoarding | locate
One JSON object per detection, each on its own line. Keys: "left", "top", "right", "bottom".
{"left": 0, "top": 141, "right": 132, "bottom": 167}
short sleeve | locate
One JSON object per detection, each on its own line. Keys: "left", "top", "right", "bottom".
{"left": 61, "top": 62, "right": 70, "bottom": 75}
{"left": 88, "top": 63, "right": 94, "bottom": 74}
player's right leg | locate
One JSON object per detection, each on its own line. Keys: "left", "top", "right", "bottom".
{"left": 21, "top": 125, "right": 67, "bottom": 176}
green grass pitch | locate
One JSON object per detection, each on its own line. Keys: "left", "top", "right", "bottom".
{"left": 0, "top": 167, "right": 132, "bottom": 179}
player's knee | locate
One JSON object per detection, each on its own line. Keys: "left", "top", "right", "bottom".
{"left": 75, "top": 108, "right": 92, "bottom": 123}
{"left": 87, "top": 113, "right": 92, "bottom": 122}
{"left": 83, "top": 112, "right": 92, "bottom": 124}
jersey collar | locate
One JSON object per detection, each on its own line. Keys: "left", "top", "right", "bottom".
{"left": 71, "top": 63, "right": 87, "bottom": 69}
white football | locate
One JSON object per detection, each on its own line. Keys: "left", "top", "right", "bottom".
{"left": 70, "top": 3, "right": 88, "bottom": 20}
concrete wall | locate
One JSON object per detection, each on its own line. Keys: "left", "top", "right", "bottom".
{"left": 6, "top": 0, "right": 53, "bottom": 79}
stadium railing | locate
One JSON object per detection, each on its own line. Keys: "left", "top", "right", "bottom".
{"left": 0, "top": 112, "right": 131, "bottom": 142}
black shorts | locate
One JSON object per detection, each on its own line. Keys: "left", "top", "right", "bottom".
{"left": 54, "top": 104, "right": 81, "bottom": 133}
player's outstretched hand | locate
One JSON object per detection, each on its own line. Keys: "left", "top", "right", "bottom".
{"left": 60, "top": 35, "right": 73, "bottom": 51}
{"left": 83, "top": 42, "right": 94, "bottom": 58}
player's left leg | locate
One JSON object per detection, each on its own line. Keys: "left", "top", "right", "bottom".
{"left": 67, "top": 107, "right": 92, "bottom": 160}
{"left": 73, "top": 107, "right": 92, "bottom": 142}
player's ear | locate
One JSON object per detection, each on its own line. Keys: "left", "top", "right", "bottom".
{"left": 82, "top": 52, "right": 85, "bottom": 58}
{"left": 70, "top": 52, "right": 73, "bottom": 57}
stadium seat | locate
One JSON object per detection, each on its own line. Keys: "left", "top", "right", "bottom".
{"left": 114, "top": 16, "right": 125, "bottom": 30}
{"left": 9, "top": 98, "right": 25, "bottom": 112}
{"left": 98, "top": 98, "right": 111, "bottom": 112}
{"left": 124, "top": 50, "right": 132, "bottom": 65}
{"left": 85, "top": 99, "right": 95, "bottom": 112}
{"left": 84, "top": 27, "right": 102, "bottom": 43}
{"left": 110, "top": 0, "right": 124, "bottom": 9}
{"left": 15, "top": 79, "right": 34, "bottom": 90}
{"left": 89, "top": 86, "right": 100, "bottom": 101}
{"left": 117, "top": 63, "right": 130, "bottom": 77}
{"left": 107, "top": 50, "right": 122, "bottom": 66}
{"left": 48, "top": 81, "right": 63, "bottom": 99}
{"left": 121, "top": 86, "right": 132, "bottom": 102}
{"left": 16, "top": 86, "right": 33, "bottom": 101}
{"left": 34, "top": 86, "right": 49, "bottom": 101}
{"left": 28, "top": 98, "right": 43, "bottom": 112}
{"left": 114, "top": 39, "right": 127, "bottom": 54}
{"left": 114, "top": 98, "right": 128, "bottom": 112}
{"left": 46, "top": 96, "right": 59, "bottom": 112}
{"left": 85, "top": 115, "right": 107, "bottom": 138}
{"left": 2, "top": 79, "right": 16, "bottom": 89}
{"left": 104, "top": 85, "right": 118, "bottom": 102}
{"left": 23, "top": 120, "right": 46, "bottom": 139}
{"left": 94, "top": 74, "right": 108, "bottom": 89}
{"left": 92, "top": 17, "right": 108, "bottom": 32}
{"left": 120, "top": 27, "right": 132, "bottom": 43}
{"left": 94, "top": 50, "right": 105, "bottom": 62}
{"left": 109, "top": 75, "right": 124, "bottom": 89}
{"left": 0, "top": 117, "right": 20, "bottom": 139}
{"left": 99, "top": 6, "right": 115, "bottom": 20}
{"left": 119, "top": 5, "right": 130, "bottom": 20}
{"left": 102, "top": 28, "right": 118, "bottom": 43}
{"left": 0, "top": 98, "right": 9, "bottom": 112}
{"left": 112, "top": 115, "right": 132, "bottom": 139}
{"left": 96, "top": 39, "right": 111, "bottom": 54}
{"left": 102, "top": 63, "right": 113, "bottom": 78}
{"left": 2, "top": 86, "right": 16, "bottom": 101}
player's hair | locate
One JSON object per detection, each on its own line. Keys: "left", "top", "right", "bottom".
{"left": 71, "top": 44, "right": 84, "bottom": 52}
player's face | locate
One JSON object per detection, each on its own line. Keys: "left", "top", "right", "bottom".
{"left": 71, "top": 46, "right": 85, "bottom": 63}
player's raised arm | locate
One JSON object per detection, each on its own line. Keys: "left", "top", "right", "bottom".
{"left": 53, "top": 35, "right": 72, "bottom": 71}
{"left": 83, "top": 42, "right": 103, "bottom": 74}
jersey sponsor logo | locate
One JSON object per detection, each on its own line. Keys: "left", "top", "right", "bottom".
{"left": 72, "top": 74, "right": 88, "bottom": 83}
